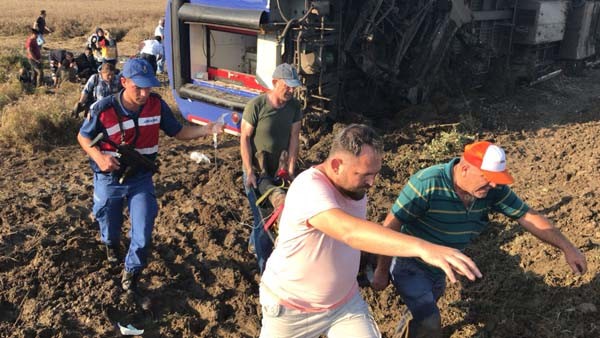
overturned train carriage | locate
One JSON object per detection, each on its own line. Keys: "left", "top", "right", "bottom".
{"left": 165, "top": 0, "right": 600, "bottom": 133}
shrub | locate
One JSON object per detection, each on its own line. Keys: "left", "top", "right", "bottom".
{"left": 423, "top": 129, "right": 474, "bottom": 162}
{"left": 0, "top": 91, "right": 80, "bottom": 150}
{"left": 0, "top": 80, "right": 24, "bottom": 111}
{"left": 53, "top": 18, "right": 86, "bottom": 39}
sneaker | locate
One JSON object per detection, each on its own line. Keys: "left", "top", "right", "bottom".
{"left": 106, "top": 245, "right": 120, "bottom": 264}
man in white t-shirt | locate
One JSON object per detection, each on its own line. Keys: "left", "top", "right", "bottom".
{"left": 139, "top": 36, "right": 163, "bottom": 75}
{"left": 154, "top": 18, "right": 165, "bottom": 73}
{"left": 259, "top": 124, "right": 483, "bottom": 337}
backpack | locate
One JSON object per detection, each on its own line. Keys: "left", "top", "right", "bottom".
{"left": 85, "top": 74, "right": 100, "bottom": 106}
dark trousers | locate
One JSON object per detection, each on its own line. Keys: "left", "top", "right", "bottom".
{"left": 28, "top": 58, "right": 43, "bottom": 87}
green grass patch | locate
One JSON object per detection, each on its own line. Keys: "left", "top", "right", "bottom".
{"left": 423, "top": 128, "right": 474, "bottom": 162}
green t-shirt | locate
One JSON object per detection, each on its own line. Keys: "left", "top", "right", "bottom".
{"left": 391, "top": 158, "right": 529, "bottom": 275}
{"left": 242, "top": 94, "right": 302, "bottom": 175}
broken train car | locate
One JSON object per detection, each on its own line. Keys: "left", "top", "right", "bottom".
{"left": 164, "top": 0, "right": 600, "bottom": 132}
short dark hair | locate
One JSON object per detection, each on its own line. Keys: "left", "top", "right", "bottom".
{"left": 155, "top": 36, "right": 162, "bottom": 43}
{"left": 100, "top": 62, "right": 115, "bottom": 73}
{"left": 41, "top": 10, "right": 46, "bottom": 15}
{"left": 329, "top": 124, "right": 383, "bottom": 157}
{"left": 31, "top": 28, "right": 38, "bottom": 34}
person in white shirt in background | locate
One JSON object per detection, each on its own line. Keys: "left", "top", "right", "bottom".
{"left": 138, "top": 36, "right": 163, "bottom": 75}
{"left": 154, "top": 18, "right": 165, "bottom": 73}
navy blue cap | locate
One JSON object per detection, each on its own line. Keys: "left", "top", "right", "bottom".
{"left": 122, "top": 58, "right": 160, "bottom": 88}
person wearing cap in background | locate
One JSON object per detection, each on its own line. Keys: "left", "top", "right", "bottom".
{"left": 371, "top": 141, "right": 587, "bottom": 338}
{"left": 76, "top": 58, "right": 222, "bottom": 302}
{"left": 240, "top": 63, "right": 303, "bottom": 273}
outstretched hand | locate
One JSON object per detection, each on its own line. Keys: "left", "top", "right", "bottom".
{"left": 564, "top": 245, "right": 587, "bottom": 275}
{"left": 205, "top": 121, "right": 224, "bottom": 135}
{"left": 420, "top": 243, "right": 482, "bottom": 284}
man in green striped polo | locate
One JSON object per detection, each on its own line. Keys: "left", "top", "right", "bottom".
{"left": 372, "top": 141, "right": 587, "bottom": 338}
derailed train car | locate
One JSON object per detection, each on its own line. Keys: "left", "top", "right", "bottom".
{"left": 164, "top": 0, "right": 600, "bottom": 133}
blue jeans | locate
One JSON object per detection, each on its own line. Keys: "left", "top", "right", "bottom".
{"left": 390, "top": 258, "right": 446, "bottom": 327}
{"left": 243, "top": 171, "right": 274, "bottom": 273}
{"left": 93, "top": 171, "right": 158, "bottom": 273}
{"left": 157, "top": 58, "right": 165, "bottom": 73}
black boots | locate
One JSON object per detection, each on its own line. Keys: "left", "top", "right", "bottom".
{"left": 122, "top": 270, "right": 151, "bottom": 310}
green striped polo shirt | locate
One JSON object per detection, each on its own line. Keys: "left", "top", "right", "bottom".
{"left": 392, "top": 158, "right": 529, "bottom": 275}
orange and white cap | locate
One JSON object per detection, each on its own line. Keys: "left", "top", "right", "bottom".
{"left": 463, "top": 141, "right": 514, "bottom": 185}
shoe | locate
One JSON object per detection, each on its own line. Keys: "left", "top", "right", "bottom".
{"left": 121, "top": 270, "right": 151, "bottom": 310}
{"left": 106, "top": 245, "right": 120, "bottom": 264}
{"left": 121, "top": 270, "right": 139, "bottom": 292}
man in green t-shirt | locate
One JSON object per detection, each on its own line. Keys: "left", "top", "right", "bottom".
{"left": 240, "top": 63, "right": 303, "bottom": 272}
{"left": 372, "top": 141, "right": 587, "bottom": 338}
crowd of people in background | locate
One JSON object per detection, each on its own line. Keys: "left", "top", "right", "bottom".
{"left": 21, "top": 10, "right": 167, "bottom": 120}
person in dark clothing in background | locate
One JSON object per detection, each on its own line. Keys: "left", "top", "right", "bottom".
{"left": 75, "top": 47, "right": 98, "bottom": 82}
{"left": 48, "top": 49, "right": 76, "bottom": 87}
{"left": 33, "top": 10, "right": 52, "bottom": 47}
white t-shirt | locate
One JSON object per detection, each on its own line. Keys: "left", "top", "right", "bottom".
{"left": 260, "top": 167, "right": 366, "bottom": 311}
{"left": 154, "top": 25, "right": 164, "bottom": 39}
{"left": 140, "top": 39, "right": 163, "bottom": 57}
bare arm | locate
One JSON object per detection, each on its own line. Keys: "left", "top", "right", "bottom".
{"left": 240, "top": 120, "right": 257, "bottom": 188}
{"left": 371, "top": 213, "right": 403, "bottom": 290}
{"left": 173, "top": 122, "right": 216, "bottom": 141}
{"left": 309, "top": 208, "right": 482, "bottom": 283}
{"left": 77, "top": 133, "right": 120, "bottom": 172}
{"left": 518, "top": 209, "right": 587, "bottom": 274}
{"left": 287, "top": 121, "right": 301, "bottom": 176}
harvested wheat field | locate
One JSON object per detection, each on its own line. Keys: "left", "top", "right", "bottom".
{"left": 0, "top": 1, "right": 599, "bottom": 337}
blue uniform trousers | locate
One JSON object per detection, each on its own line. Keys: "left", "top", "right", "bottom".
{"left": 93, "top": 171, "right": 158, "bottom": 273}
{"left": 243, "top": 171, "right": 273, "bottom": 274}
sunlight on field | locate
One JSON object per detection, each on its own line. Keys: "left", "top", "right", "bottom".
{"left": 0, "top": 0, "right": 170, "bottom": 150}
{"left": 0, "top": 0, "right": 166, "bottom": 52}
